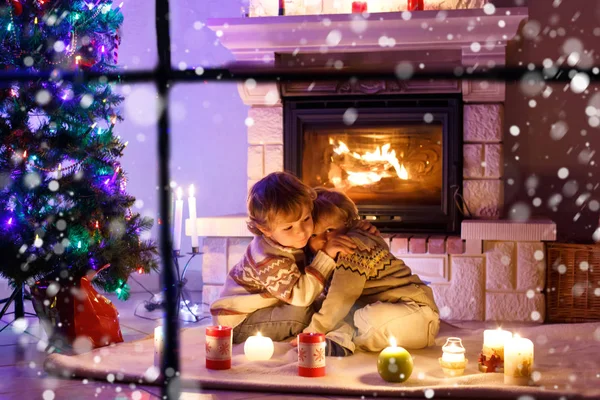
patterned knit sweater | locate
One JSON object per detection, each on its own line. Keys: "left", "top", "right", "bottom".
{"left": 210, "top": 236, "right": 336, "bottom": 328}
{"left": 304, "top": 230, "right": 439, "bottom": 335}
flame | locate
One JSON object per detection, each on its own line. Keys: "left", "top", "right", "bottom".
{"left": 389, "top": 336, "right": 397, "bottom": 347}
{"left": 330, "top": 139, "right": 409, "bottom": 188}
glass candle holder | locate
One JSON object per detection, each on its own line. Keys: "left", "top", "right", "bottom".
{"left": 439, "top": 337, "right": 468, "bottom": 377}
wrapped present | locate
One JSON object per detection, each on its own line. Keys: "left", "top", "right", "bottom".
{"left": 31, "top": 265, "right": 124, "bottom": 350}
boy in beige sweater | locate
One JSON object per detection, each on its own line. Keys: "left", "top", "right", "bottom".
{"left": 211, "top": 172, "right": 369, "bottom": 349}
{"left": 301, "top": 188, "right": 440, "bottom": 356}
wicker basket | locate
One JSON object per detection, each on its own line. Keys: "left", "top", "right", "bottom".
{"left": 546, "top": 243, "right": 600, "bottom": 323}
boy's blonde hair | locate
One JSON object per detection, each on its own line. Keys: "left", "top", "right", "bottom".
{"left": 247, "top": 172, "right": 316, "bottom": 235}
{"left": 313, "top": 187, "right": 360, "bottom": 228}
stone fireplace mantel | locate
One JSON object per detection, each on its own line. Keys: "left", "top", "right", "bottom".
{"left": 207, "top": 8, "right": 527, "bottom": 66}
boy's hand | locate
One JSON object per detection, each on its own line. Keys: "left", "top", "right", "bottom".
{"left": 290, "top": 337, "right": 298, "bottom": 347}
{"left": 355, "top": 220, "right": 381, "bottom": 236}
{"left": 322, "top": 234, "right": 356, "bottom": 259}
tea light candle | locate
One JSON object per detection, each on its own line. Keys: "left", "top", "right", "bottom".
{"left": 205, "top": 325, "right": 233, "bottom": 370}
{"left": 298, "top": 332, "right": 326, "bottom": 377}
{"left": 352, "top": 1, "right": 367, "bottom": 13}
{"left": 504, "top": 335, "right": 534, "bottom": 385}
{"left": 438, "top": 337, "right": 467, "bottom": 377}
{"left": 244, "top": 332, "right": 274, "bottom": 361}
{"left": 154, "top": 326, "right": 163, "bottom": 367}
{"left": 377, "top": 337, "right": 413, "bottom": 382}
{"left": 479, "top": 328, "right": 512, "bottom": 373}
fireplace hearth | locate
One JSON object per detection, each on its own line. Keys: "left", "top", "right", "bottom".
{"left": 284, "top": 95, "right": 462, "bottom": 234}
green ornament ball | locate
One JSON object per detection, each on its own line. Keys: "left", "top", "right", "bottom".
{"left": 377, "top": 345, "right": 414, "bottom": 383}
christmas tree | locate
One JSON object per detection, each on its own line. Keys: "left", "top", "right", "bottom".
{"left": 0, "top": 0, "right": 158, "bottom": 300}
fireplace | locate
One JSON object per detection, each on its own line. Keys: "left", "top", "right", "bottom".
{"left": 284, "top": 95, "right": 462, "bottom": 234}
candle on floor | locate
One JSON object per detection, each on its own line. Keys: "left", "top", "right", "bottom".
{"left": 407, "top": 0, "right": 424, "bottom": 11}
{"left": 504, "top": 335, "right": 534, "bottom": 385}
{"left": 479, "top": 328, "right": 512, "bottom": 373}
{"left": 352, "top": 1, "right": 367, "bottom": 13}
{"left": 205, "top": 325, "right": 233, "bottom": 370}
{"left": 187, "top": 184, "right": 199, "bottom": 252}
{"left": 439, "top": 337, "right": 467, "bottom": 377}
{"left": 298, "top": 332, "right": 326, "bottom": 377}
{"left": 172, "top": 187, "right": 183, "bottom": 253}
{"left": 377, "top": 336, "right": 413, "bottom": 382}
{"left": 154, "top": 326, "right": 163, "bottom": 367}
{"left": 244, "top": 332, "right": 274, "bottom": 361}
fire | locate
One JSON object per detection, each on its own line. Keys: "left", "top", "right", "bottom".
{"left": 329, "top": 139, "right": 408, "bottom": 188}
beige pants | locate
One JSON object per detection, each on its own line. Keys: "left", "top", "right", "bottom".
{"left": 353, "top": 301, "right": 440, "bottom": 352}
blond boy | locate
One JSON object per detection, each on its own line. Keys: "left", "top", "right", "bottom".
{"left": 210, "top": 172, "right": 357, "bottom": 345}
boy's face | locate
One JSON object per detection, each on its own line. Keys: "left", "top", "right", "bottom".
{"left": 308, "top": 212, "right": 347, "bottom": 254}
{"left": 262, "top": 206, "right": 314, "bottom": 249}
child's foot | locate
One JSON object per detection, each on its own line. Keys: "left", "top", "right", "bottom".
{"left": 325, "top": 338, "right": 352, "bottom": 357}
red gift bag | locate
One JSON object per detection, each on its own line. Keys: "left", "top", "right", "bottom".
{"left": 31, "top": 265, "right": 124, "bottom": 349}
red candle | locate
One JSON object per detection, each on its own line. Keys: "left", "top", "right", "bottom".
{"left": 407, "top": 0, "right": 424, "bottom": 11}
{"left": 298, "top": 333, "right": 326, "bottom": 377}
{"left": 205, "top": 325, "right": 233, "bottom": 370}
{"left": 352, "top": 1, "right": 368, "bottom": 13}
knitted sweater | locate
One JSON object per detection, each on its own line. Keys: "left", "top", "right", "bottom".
{"left": 210, "top": 236, "right": 336, "bottom": 328}
{"left": 304, "top": 230, "right": 439, "bottom": 335}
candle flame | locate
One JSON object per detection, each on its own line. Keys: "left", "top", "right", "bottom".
{"left": 188, "top": 184, "right": 195, "bottom": 198}
{"left": 514, "top": 333, "right": 520, "bottom": 339}
{"left": 389, "top": 336, "right": 397, "bottom": 347}
{"left": 218, "top": 325, "right": 222, "bottom": 329}
{"left": 257, "top": 332, "right": 262, "bottom": 337}
{"left": 176, "top": 187, "right": 183, "bottom": 200}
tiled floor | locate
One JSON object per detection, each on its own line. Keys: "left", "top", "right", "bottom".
{"left": 0, "top": 292, "right": 356, "bottom": 400}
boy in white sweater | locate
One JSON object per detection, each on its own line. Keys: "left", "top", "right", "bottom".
{"left": 211, "top": 172, "right": 366, "bottom": 350}
{"left": 301, "top": 188, "right": 440, "bottom": 356}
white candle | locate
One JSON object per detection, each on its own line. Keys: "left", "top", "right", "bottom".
{"left": 244, "top": 332, "right": 274, "bottom": 361}
{"left": 154, "top": 326, "right": 163, "bottom": 367}
{"left": 173, "top": 187, "right": 183, "bottom": 252}
{"left": 504, "top": 335, "right": 534, "bottom": 385}
{"left": 188, "top": 184, "right": 199, "bottom": 250}
{"left": 484, "top": 328, "right": 513, "bottom": 352}
{"left": 479, "top": 328, "right": 512, "bottom": 373}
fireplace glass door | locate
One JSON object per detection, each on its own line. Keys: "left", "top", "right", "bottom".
{"left": 302, "top": 125, "right": 443, "bottom": 207}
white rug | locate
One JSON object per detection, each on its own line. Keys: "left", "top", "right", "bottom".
{"left": 45, "top": 321, "right": 600, "bottom": 399}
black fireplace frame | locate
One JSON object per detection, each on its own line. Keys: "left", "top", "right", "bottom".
{"left": 284, "top": 95, "right": 463, "bottom": 234}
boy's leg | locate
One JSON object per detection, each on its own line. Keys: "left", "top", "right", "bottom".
{"left": 353, "top": 301, "right": 440, "bottom": 352}
{"left": 232, "top": 303, "right": 314, "bottom": 344}
{"left": 324, "top": 317, "right": 356, "bottom": 355}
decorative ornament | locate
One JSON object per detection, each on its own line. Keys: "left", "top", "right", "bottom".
{"left": 10, "top": 0, "right": 23, "bottom": 16}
